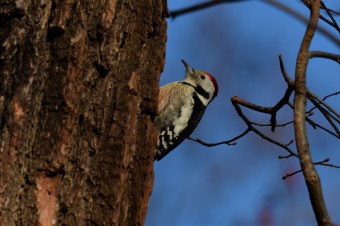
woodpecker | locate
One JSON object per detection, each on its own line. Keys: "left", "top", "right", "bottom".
{"left": 154, "top": 60, "right": 218, "bottom": 161}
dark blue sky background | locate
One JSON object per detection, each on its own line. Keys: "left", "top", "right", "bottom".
{"left": 146, "top": 1, "right": 340, "bottom": 225}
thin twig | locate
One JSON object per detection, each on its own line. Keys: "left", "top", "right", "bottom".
{"left": 251, "top": 120, "right": 293, "bottom": 127}
{"left": 279, "top": 55, "right": 295, "bottom": 86}
{"left": 307, "top": 91, "right": 340, "bottom": 122}
{"left": 307, "top": 94, "right": 340, "bottom": 136}
{"left": 282, "top": 158, "right": 332, "bottom": 180}
{"left": 323, "top": 91, "right": 340, "bottom": 100}
{"left": 265, "top": 0, "right": 340, "bottom": 46}
{"left": 170, "top": 0, "right": 250, "bottom": 18}
{"left": 279, "top": 154, "right": 294, "bottom": 159}
{"left": 170, "top": 0, "right": 340, "bottom": 45}
{"left": 288, "top": 102, "right": 340, "bottom": 138}
{"left": 282, "top": 169, "right": 302, "bottom": 180}
{"left": 320, "top": 1, "right": 340, "bottom": 33}
{"left": 188, "top": 128, "right": 250, "bottom": 147}
{"left": 319, "top": 162, "right": 340, "bottom": 169}
{"left": 307, "top": 91, "right": 340, "bottom": 114}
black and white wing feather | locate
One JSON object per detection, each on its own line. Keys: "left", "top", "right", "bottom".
{"left": 154, "top": 82, "right": 206, "bottom": 161}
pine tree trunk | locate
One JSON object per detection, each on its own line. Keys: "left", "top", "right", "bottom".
{"left": 0, "top": 1, "right": 167, "bottom": 225}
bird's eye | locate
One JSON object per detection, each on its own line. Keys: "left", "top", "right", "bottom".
{"left": 200, "top": 75, "right": 205, "bottom": 80}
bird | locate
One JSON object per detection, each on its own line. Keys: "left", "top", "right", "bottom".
{"left": 154, "top": 60, "right": 218, "bottom": 161}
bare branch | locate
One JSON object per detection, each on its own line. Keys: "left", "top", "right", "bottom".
{"left": 320, "top": 1, "right": 340, "bottom": 33}
{"left": 309, "top": 51, "right": 340, "bottom": 64}
{"left": 251, "top": 120, "right": 293, "bottom": 127}
{"left": 288, "top": 101, "right": 340, "bottom": 138}
{"left": 281, "top": 59, "right": 340, "bottom": 138}
{"left": 188, "top": 128, "right": 250, "bottom": 147}
{"left": 306, "top": 94, "right": 340, "bottom": 137}
{"left": 282, "top": 158, "right": 332, "bottom": 180}
{"left": 279, "top": 154, "right": 294, "bottom": 159}
{"left": 279, "top": 55, "right": 295, "bottom": 86}
{"left": 265, "top": 0, "right": 340, "bottom": 46}
{"left": 230, "top": 74, "right": 295, "bottom": 132}
{"left": 231, "top": 97, "right": 299, "bottom": 158}
{"left": 307, "top": 91, "right": 340, "bottom": 114}
{"left": 230, "top": 96, "right": 271, "bottom": 114}
{"left": 307, "top": 91, "right": 340, "bottom": 122}
{"left": 270, "top": 86, "right": 294, "bottom": 132}
{"left": 170, "top": 0, "right": 340, "bottom": 45}
{"left": 306, "top": 118, "right": 340, "bottom": 138}
{"left": 301, "top": 0, "right": 340, "bottom": 33}
{"left": 170, "top": 0, "right": 250, "bottom": 18}
{"left": 319, "top": 162, "right": 340, "bottom": 169}
{"left": 293, "top": 0, "right": 331, "bottom": 224}
{"left": 282, "top": 169, "right": 302, "bottom": 180}
{"left": 323, "top": 91, "right": 340, "bottom": 100}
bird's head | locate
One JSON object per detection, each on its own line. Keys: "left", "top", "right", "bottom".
{"left": 182, "top": 59, "right": 218, "bottom": 102}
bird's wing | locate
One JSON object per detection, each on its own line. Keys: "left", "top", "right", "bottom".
{"left": 157, "top": 82, "right": 195, "bottom": 127}
{"left": 158, "top": 82, "right": 196, "bottom": 112}
{"left": 155, "top": 82, "right": 197, "bottom": 160}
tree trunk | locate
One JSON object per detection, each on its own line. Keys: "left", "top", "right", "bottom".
{"left": 0, "top": 0, "right": 167, "bottom": 225}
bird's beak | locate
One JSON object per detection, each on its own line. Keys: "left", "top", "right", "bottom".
{"left": 182, "top": 59, "right": 194, "bottom": 74}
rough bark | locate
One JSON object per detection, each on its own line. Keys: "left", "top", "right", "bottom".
{"left": 0, "top": 0, "right": 167, "bottom": 225}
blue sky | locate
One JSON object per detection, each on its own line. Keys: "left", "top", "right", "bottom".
{"left": 146, "top": 1, "right": 340, "bottom": 225}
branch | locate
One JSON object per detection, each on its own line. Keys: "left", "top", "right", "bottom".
{"left": 288, "top": 102, "right": 340, "bottom": 139}
{"left": 283, "top": 158, "right": 340, "bottom": 180}
{"left": 320, "top": 1, "right": 340, "bottom": 33}
{"left": 323, "top": 91, "right": 340, "bottom": 100}
{"left": 170, "top": 1, "right": 340, "bottom": 45}
{"left": 282, "top": 158, "right": 336, "bottom": 180}
{"left": 230, "top": 64, "right": 295, "bottom": 133}
{"left": 307, "top": 91, "right": 340, "bottom": 123}
{"left": 306, "top": 91, "right": 340, "bottom": 115}
{"left": 188, "top": 128, "right": 250, "bottom": 147}
{"left": 309, "top": 51, "right": 340, "bottom": 64}
{"left": 231, "top": 97, "right": 298, "bottom": 158}
{"left": 306, "top": 94, "right": 340, "bottom": 137}
{"left": 251, "top": 120, "right": 293, "bottom": 127}
{"left": 170, "top": 0, "right": 250, "bottom": 18}
{"left": 281, "top": 54, "right": 340, "bottom": 138}
{"left": 301, "top": 0, "right": 340, "bottom": 34}
{"left": 309, "top": 91, "right": 340, "bottom": 121}
{"left": 192, "top": 91, "right": 307, "bottom": 159}
{"left": 293, "top": 1, "right": 331, "bottom": 224}
{"left": 264, "top": 0, "right": 340, "bottom": 46}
